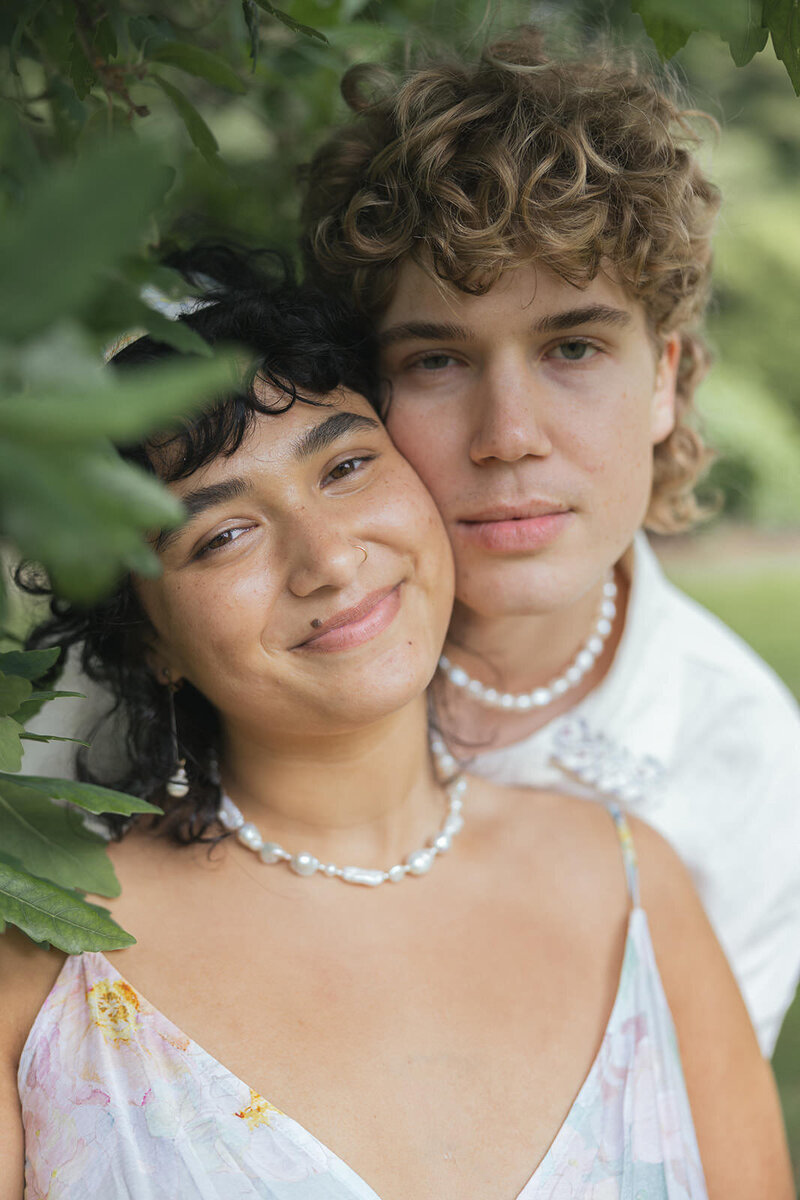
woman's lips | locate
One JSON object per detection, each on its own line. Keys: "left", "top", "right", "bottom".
{"left": 297, "top": 585, "right": 402, "bottom": 652}
{"left": 457, "top": 511, "right": 572, "bottom": 553}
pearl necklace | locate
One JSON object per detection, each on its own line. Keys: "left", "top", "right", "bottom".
{"left": 216, "top": 734, "right": 466, "bottom": 887}
{"left": 438, "top": 572, "right": 617, "bottom": 713}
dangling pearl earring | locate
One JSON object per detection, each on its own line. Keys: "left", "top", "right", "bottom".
{"left": 162, "top": 669, "right": 190, "bottom": 799}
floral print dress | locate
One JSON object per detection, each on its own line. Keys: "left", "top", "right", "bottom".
{"left": 18, "top": 806, "right": 708, "bottom": 1199}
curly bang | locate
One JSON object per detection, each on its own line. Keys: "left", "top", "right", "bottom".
{"left": 301, "top": 27, "right": 722, "bottom": 532}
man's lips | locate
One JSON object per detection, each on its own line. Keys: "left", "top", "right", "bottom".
{"left": 456, "top": 504, "right": 573, "bottom": 553}
{"left": 293, "top": 584, "right": 401, "bottom": 651}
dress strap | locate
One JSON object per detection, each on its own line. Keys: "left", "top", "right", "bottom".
{"left": 607, "top": 802, "right": 641, "bottom": 908}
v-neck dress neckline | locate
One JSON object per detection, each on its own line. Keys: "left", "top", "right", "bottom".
{"left": 18, "top": 806, "right": 708, "bottom": 1200}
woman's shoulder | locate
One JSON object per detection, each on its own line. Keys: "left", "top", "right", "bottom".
{"left": 0, "top": 927, "right": 66, "bottom": 1066}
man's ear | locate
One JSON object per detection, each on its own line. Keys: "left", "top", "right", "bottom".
{"left": 651, "top": 332, "right": 681, "bottom": 445}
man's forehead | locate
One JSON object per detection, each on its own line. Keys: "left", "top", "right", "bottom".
{"left": 379, "top": 258, "right": 640, "bottom": 327}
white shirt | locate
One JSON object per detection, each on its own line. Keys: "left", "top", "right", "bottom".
{"left": 469, "top": 534, "right": 800, "bottom": 1056}
{"left": 21, "top": 537, "right": 800, "bottom": 1054}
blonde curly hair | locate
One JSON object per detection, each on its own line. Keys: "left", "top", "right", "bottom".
{"left": 301, "top": 28, "right": 721, "bottom": 532}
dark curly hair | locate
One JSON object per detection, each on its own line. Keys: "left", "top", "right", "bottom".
{"left": 301, "top": 26, "right": 720, "bottom": 531}
{"left": 21, "top": 246, "right": 381, "bottom": 844}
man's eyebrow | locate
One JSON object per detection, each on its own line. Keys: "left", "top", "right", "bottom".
{"left": 377, "top": 321, "right": 472, "bottom": 347}
{"left": 154, "top": 477, "right": 250, "bottom": 554}
{"left": 532, "top": 305, "right": 633, "bottom": 334}
{"left": 293, "top": 410, "right": 381, "bottom": 461}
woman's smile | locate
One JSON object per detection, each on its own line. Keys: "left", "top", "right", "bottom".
{"left": 292, "top": 583, "right": 403, "bottom": 652}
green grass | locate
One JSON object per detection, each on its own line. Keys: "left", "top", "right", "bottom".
{"left": 663, "top": 554, "right": 800, "bottom": 1173}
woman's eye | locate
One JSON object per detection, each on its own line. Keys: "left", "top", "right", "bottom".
{"left": 549, "top": 340, "right": 598, "bottom": 362}
{"left": 195, "top": 526, "right": 250, "bottom": 559}
{"left": 326, "top": 456, "right": 371, "bottom": 482}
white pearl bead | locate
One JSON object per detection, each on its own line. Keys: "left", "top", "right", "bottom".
{"left": 484, "top": 688, "right": 499, "bottom": 704}
{"left": 259, "top": 841, "right": 285, "bottom": 864}
{"left": 500, "top": 693, "right": 515, "bottom": 709}
{"left": 290, "top": 852, "right": 319, "bottom": 877}
{"left": 444, "top": 812, "right": 464, "bottom": 837}
{"left": 218, "top": 796, "right": 244, "bottom": 831}
{"left": 596, "top": 618, "right": 612, "bottom": 636}
{"left": 450, "top": 796, "right": 463, "bottom": 813}
{"left": 323, "top": 863, "right": 338, "bottom": 877}
{"left": 387, "top": 864, "right": 407, "bottom": 882}
{"left": 434, "top": 832, "right": 452, "bottom": 852}
{"left": 531, "top": 687, "right": 551, "bottom": 706}
{"left": 341, "top": 866, "right": 386, "bottom": 886}
{"left": 453, "top": 777, "right": 467, "bottom": 795}
{"left": 552, "top": 677, "right": 570, "bottom": 695}
{"left": 236, "top": 822, "right": 264, "bottom": 852}
{"left": 576, "top": 649, "right": 595, "bottom": 672}
{"left": 449, "top": 666, "right": 469, "bottom": 687}
{"left": 587, "top": 635, "right": 604, "bottom": 656}
{"left": 406, "top": 848, "right": 434, "bottom": 875}
{"left": 439, "top": 754, "right": 458, "bottom": 776}
{"left": 515, "top": 694, "right": 533, "bottom": 710}
{"left": 467, "top": 679, "right": 484, "bottom": 696}
{"left": 565, "top": 665, "right": 583, "bottom": 684}
{"left": 601, "top": 599, "right": 616, "bottom": 619}
{"left": 603, "top": 580, "right": 618, "bottom": 597}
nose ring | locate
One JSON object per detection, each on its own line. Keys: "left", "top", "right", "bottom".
{"left": 356, "top": 544, "right": 368, "bottom": 564}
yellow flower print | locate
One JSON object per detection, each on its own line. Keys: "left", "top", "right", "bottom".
{"left": 87, "top": 979, "right": 141, "bottom": 1044}
{"left": 235, "top": 1089, "right": 283, "bottom": 1129}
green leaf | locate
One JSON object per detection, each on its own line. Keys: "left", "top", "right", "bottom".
{"left": 251, "top": 0, "right": 329, "bottom": 43}
{"left": 0, "top": 439, "right": 183, "bottom": 600}
{"left": 631, "top": 0, "right": 699, "bottom": 56}
{"left": 0, "top": 672, "right": 32, "bottom": 717}
{"left": 765, "top": 0, "right": 800, "bottom": 93}
{"left": 0, "top": 776, "right": 119, "bottom": 895}
{"left": 0, "top": 716, "right": 23, "bottom": 772}
{"left": 20, "top": 732, "right": 90, "bottom": 746}
{"left": 151, "top": 74, "right": 220, "bottom": 165}
{"left": 0, "top": 859, "right": 134, "bottom": 953}
{"left": 1, "top": 774, "right": 161, "bottom": 816}
{"left": 243, "top": 0, "right": 261, "bottom": 68}
{"left": 150, "top": 41, "right": 246, "bottom": 94}
{"left": 0, "top": 139, "right": 171, "bottom": 343}
{"left": 0, "top": 354, "right": 234, "bottom": 443}
{"left": 0, "top": 647, "right": 60, "bottom": 682}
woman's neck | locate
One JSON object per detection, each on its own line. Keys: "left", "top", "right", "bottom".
{"left": 219, "top": 699, "right": 444, "bottom": 869}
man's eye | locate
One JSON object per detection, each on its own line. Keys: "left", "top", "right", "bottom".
{"left": 414, "top": 353, "right": 458, "bottom": 371}
{"left": 327, "top": 456, "right": 371, "bottom": 482}
{"left": 549, "top": 340, "right": 598, "bottom": 362}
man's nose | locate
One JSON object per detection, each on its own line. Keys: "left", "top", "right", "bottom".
{"left": 469, "top": 361, "right": 553, "bottom": 464}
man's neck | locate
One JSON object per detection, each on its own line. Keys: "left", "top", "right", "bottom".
{"left": 433, "top": 553, "right": 633, "bottom": 755}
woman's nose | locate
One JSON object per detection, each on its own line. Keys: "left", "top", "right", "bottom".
{"left": 286, "top": 519, "right": 367, "bottom": 598}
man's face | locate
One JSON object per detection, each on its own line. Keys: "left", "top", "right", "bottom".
{"left": 378, "top": 261, "right": 679, "bottom": 619}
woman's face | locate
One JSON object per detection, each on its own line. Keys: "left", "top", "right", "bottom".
{"left": 136, "top": 387, "right": 454, "bottom": 745}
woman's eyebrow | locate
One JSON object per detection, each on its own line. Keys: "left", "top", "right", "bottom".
{"left": 154, "top": 478, "right": 250, "bottom": 553}
{"left": 293, "top": 410, "right": 380, "bottom": 461}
